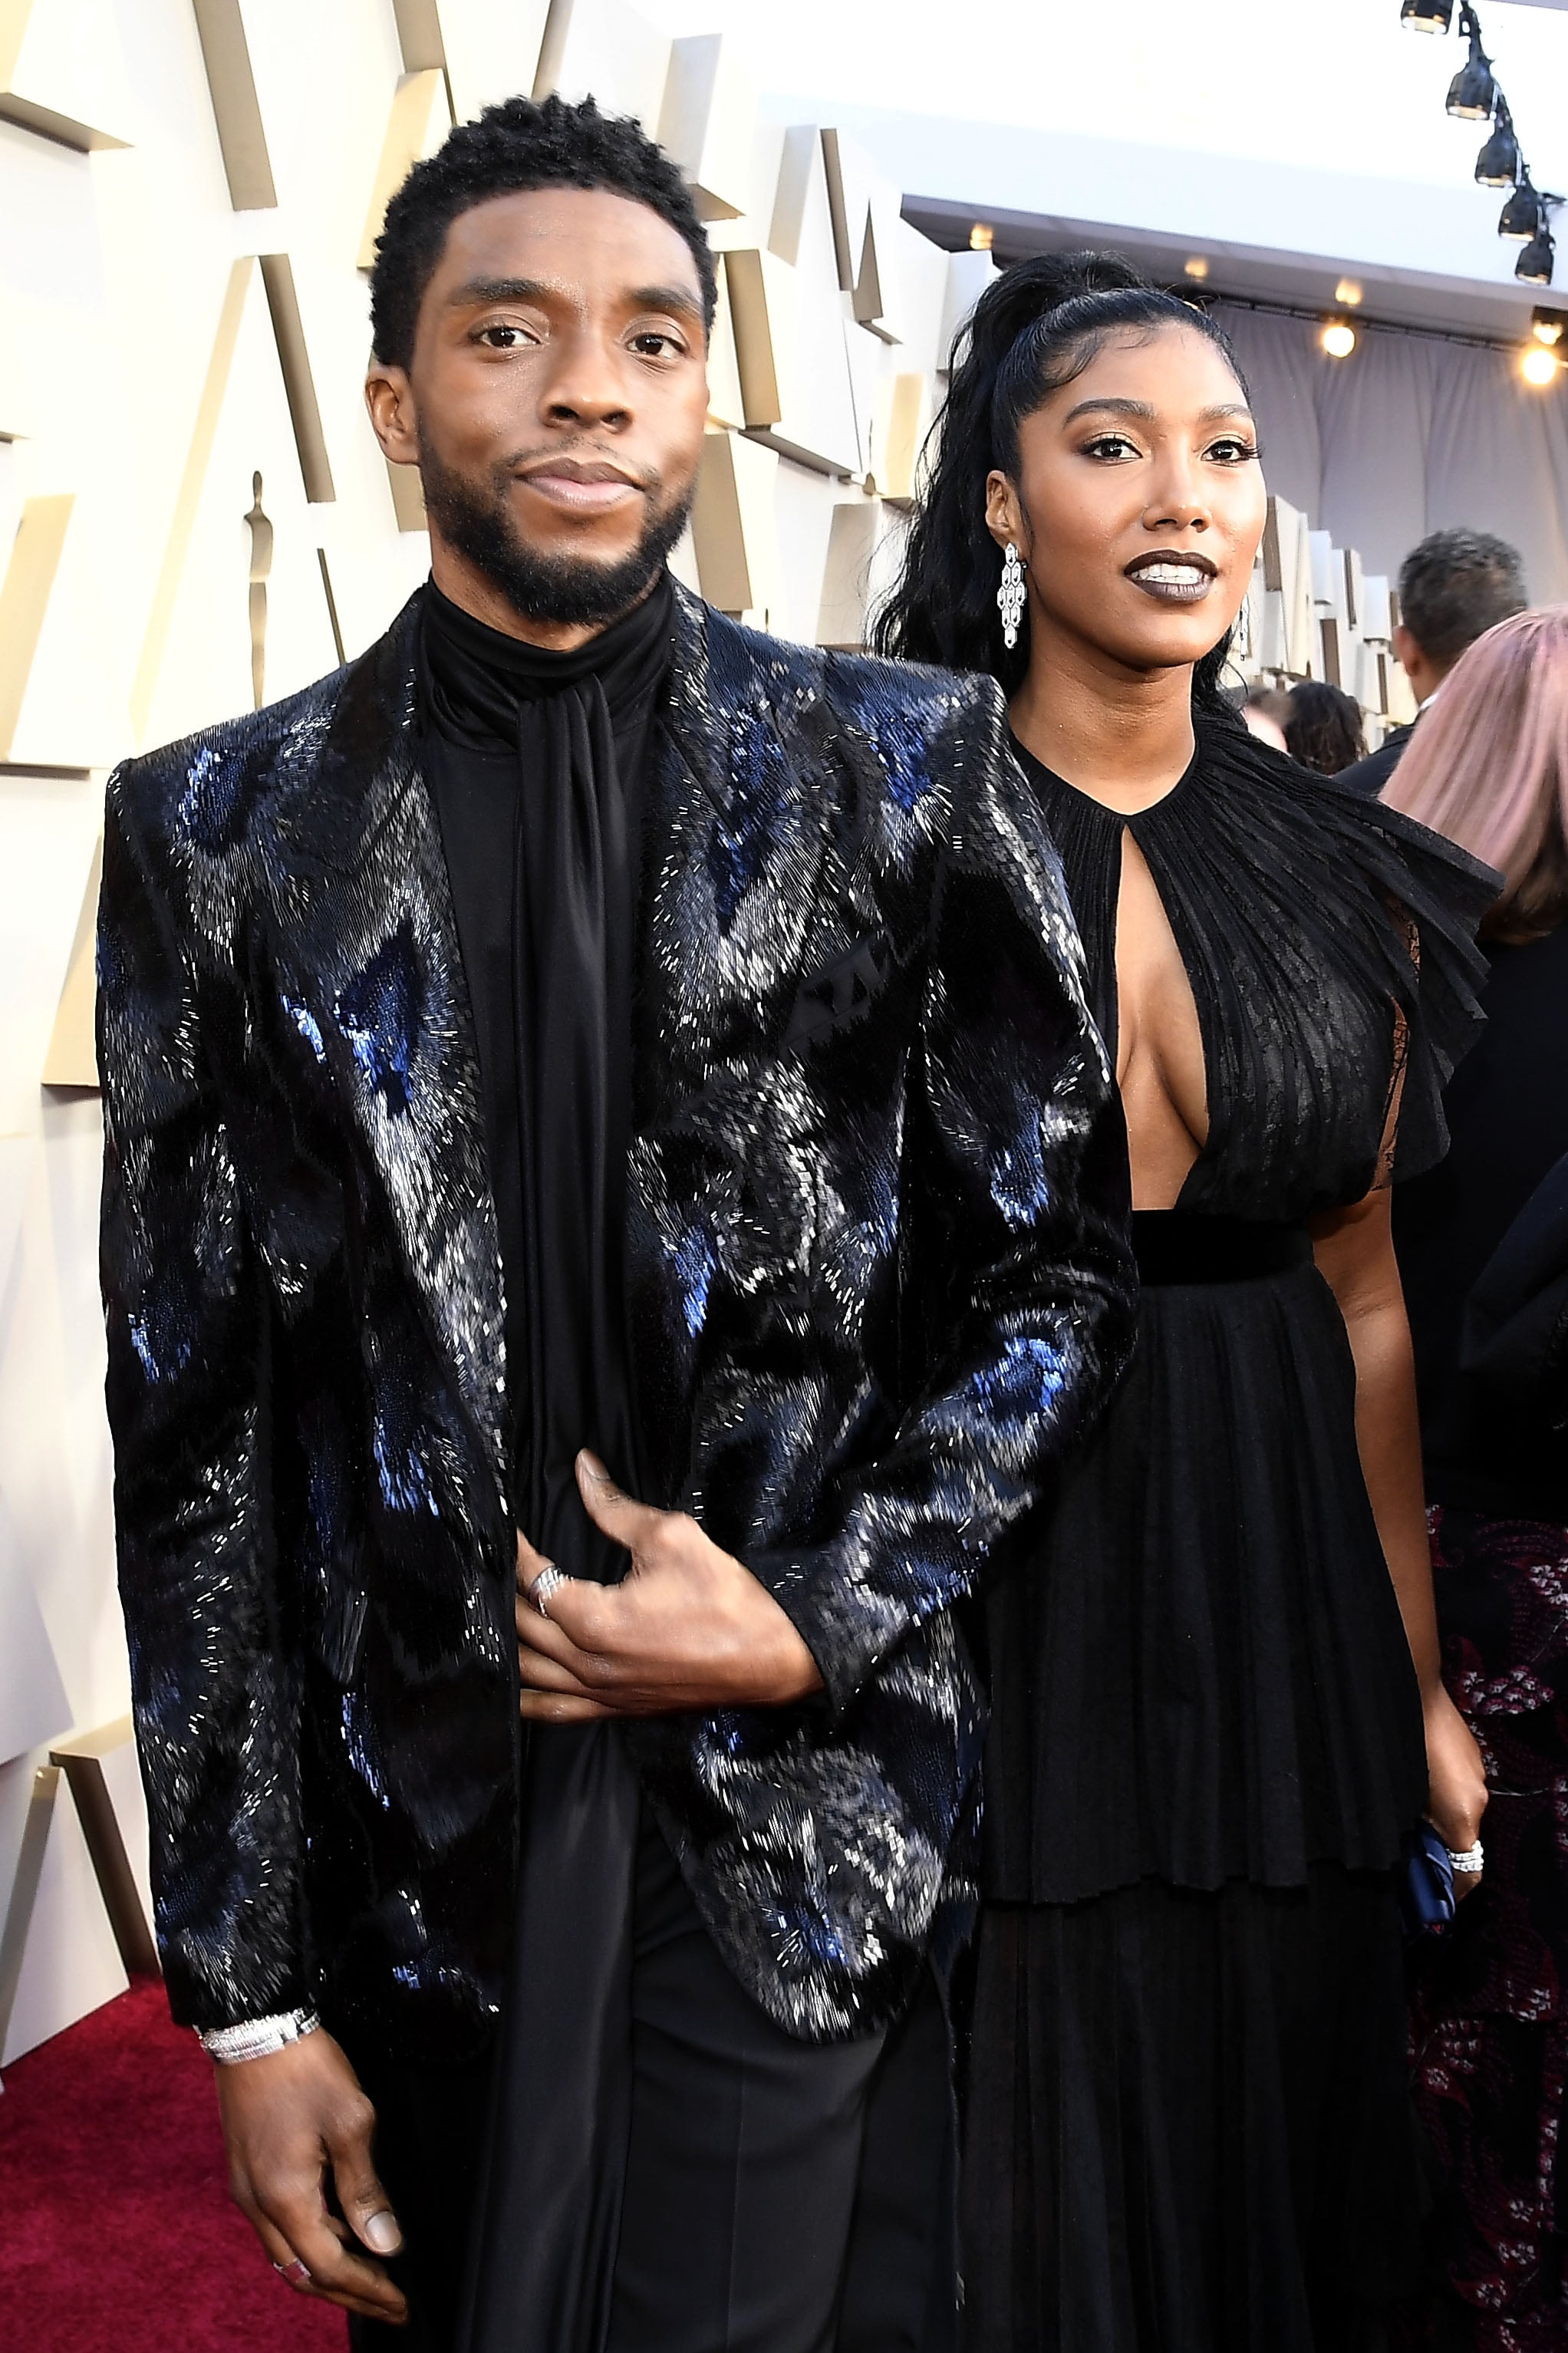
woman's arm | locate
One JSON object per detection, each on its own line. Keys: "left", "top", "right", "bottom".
{"left": 1311, "top": 1186, "right": 1487, "bottom": 1878}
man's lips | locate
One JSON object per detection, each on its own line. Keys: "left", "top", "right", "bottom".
{"left": 516, "top": 460, "right": 645, "bottom": 515}
{"left": 1124, "top": 550, "right": 1219, "bottom": 605}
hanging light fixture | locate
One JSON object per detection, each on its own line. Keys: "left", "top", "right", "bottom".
{"left": 1476, "top": 99, "right": 1520, "bottom": 189}
{"left": 1532, "top": 306, "right": 1566, "bottom": 344}
{"left": 1321, "top": 319, "right": 1358, "bottom": 359}
{"left": 1517, "top": 221, "right": 1556, "bottom": 285}
{"left": 1447, "top": 14, "right": 1496, "bottom": 118}
{"left": 1401, "top": 0, "right": 1454, "bottom": 27}
{"left": 1499, "top": 174, "right": 1542, "bottom": 240}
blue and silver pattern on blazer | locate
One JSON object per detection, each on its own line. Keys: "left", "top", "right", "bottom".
{"left": 98, "top": 584, "right": 1134, "bottom": 2058}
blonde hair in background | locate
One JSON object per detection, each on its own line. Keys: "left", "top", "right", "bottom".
{"left": 1383, "top": 605, "right": 1568, "bottom": 944}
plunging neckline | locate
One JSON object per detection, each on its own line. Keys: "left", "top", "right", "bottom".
{"left": 1011, "top": 735, "right": 1213, "bottom": 1208}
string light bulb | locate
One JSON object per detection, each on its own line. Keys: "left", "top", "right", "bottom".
{"left": 1184, "top": 257, "right": 1210, "bottom": 281}
{"left": 1520, "top": 344, "right": 1560, "bottom": 387}
{"left": 969, "top": 223, "right": 993, "bottom": 252}
{"left": 1320, "top": 319, "right": 1357, "bottom": 359}
{"left": 1334, "top": 278, "right": 1363, "bottom": 307}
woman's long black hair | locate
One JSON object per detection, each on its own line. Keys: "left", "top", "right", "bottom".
{"left": 870, "top": 251, "right": 1252, "bottom": 721}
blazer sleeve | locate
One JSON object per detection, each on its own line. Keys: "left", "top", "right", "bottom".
{"left": 753, "top": 690, "right": 1137, "bottom": 1718}
{"left": 97, "top": 762, "right": 306, "bottom": 2031}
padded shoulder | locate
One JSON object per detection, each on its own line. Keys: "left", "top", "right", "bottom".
{"left": 107, "top": 658, "right": 355, "bottom": 846}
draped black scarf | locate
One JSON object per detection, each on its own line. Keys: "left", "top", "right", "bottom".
{"left": 416, "top": 572, "right": 676, "bottom": 2353}
{"left": 418, "top": 568, "right": 673, "bottom": 1576}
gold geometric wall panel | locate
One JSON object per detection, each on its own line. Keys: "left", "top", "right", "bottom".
{"left": 419, "top": 0, "right": 550, "bottom": 123}
{"left": 690, "top": 427, "right": 777, "bottom": 619}
{"left": 130, "top": 258, "right": 254, "bottom": 743}
{"left": 41, "top": 834, "right": 101, "bottom": 1092}
{"left": 868, "top": 372, "right": 933, "bottom": 504}
{"left": 360, "top": 69, "right": 453, "bottom": 273}
{"left": 137, "top": 263, "right": 340, "bottom": 751}
{"left": 818, "top": 496, "right": 904, "bottom": 651}
{"left": 0, "top": 0, "right": 131, "bottom": 152}
{"left": 259, "top": 255, "right": 336, "bottom": 503}
{"left": 723, "top": 246, "right": 861, "bottom": 478}
{"left": 0, "top": 493, "right": 72, "bottom": 762}
{"left": 658, "top": 36, "right": 756, "bottom": 223}
{"left": 189, "top": 0, "right": 276, "bottom": 208}
{"left": 391, "top": 0, "right": 444, "bottom": 73}
{"left": 539, "top": 0, "right": 670, "bottom": 125}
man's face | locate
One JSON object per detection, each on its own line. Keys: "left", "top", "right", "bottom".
{"left": 367, "top": 186, "right": 710, "bottom": 638}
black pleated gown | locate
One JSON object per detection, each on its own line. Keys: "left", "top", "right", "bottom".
{"left": 963, "top": 717, "right": 1495, "bottom": 2351}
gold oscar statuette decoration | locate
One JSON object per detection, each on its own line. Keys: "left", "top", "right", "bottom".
{"left": 244, "top": 470, "right": 273, "bottom": 712}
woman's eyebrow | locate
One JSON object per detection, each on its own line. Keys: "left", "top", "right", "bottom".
{"left": 1059, "top": 397, "right": 1256, "bottom": 427}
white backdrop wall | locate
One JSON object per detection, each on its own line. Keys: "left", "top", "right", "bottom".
{"left": 1217, "top": 305, "right": 1568, "bottom": 607}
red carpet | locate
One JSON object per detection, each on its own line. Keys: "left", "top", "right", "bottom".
{"left": 0, "top": 1977, "right": 345, "bottom": 2351}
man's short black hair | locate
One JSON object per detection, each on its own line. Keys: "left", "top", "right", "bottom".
{"left": 370, "top": 91, "right": 718, "bottom": 371}
{"left": 1398, "top": 527, "right": 1527, "bottom": 670}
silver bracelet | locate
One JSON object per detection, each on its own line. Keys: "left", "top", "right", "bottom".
{"left": 199, "top": 2008, "right": 321, "bottom": 2065}
{"left": 1446, "top": 1841, "right": 1485, "bottom": 1875}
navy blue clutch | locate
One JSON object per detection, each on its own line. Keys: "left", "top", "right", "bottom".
{"left": 1400, "top": 1821, "right": 1457, "bottom": 1937}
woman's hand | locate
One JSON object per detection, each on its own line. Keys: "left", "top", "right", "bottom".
{"left": 1425, "top": 1683, "right": 1488, "bottom": 1898}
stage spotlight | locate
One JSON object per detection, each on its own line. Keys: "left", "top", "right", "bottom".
{"left": 1517, "top": 224, "right": 1556, "bottom": 285}
{"left": 1520, "top": 344, "right": 1560, "bottom": 387}
{"left": 969, "top": 223, "right": 993, "bottom": 252}
{"left": 1335, "top": 278, "right": 1363, "bottom": 306}
{"left": 1476, "top": 107, "right": 1520, "bottom": 189}
{"left": 1532, "top": 307, "right": 1566, "bottom": 344}
{"left": 1500, "top": 177, "right": 1542, "bottom": 241}
{"left": 1401, "top": 0, "right": 1453, "bottom": 27}
{"left": 1321, "top": 319, "right": 1357, "bottom": 359}
{"left": 1446, "top": 31, "right": 1496, "bottom": 120}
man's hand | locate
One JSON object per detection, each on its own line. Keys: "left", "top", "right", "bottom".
{"left": 215, "top": 2028, "right": 407, "bottom": 2325}
{"left": 516, "top": 1452, "right": 825, "bottom": 1722}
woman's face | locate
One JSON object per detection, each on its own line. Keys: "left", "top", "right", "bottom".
{"left": 987, "top": 321, "right": 1266, "bottom": 676}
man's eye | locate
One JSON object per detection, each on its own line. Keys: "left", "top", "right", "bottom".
{"left": 476, "top": 324, "right": 534, "bottom": 349}
{"left": 630, "top": 330, "right": 683, "bottom": 358}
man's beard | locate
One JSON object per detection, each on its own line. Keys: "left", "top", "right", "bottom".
{"left": 417, "top": 431, "right": 693, "bottom": 629}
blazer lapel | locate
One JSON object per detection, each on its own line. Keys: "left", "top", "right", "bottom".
{"left": 268, "top": 598, "right": 510, "bottom": 1510}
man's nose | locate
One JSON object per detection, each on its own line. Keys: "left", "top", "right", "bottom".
{"left": 537, "top": 328, "right": 633, "bottom": 430}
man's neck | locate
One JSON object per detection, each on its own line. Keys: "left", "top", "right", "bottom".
{"left": 1008, "top": 624, "right": 1197, "bottom": 816}
{"left": 430, "top": 541, "right": 635, "bottom": 654}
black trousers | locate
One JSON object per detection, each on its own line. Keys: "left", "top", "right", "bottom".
{"left": 349, "top": 1821, "right": 954, "bottom": 2353}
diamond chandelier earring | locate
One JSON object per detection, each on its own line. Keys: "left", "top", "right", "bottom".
{"left": 997, "top": 541, "right": 1026, "bottom": 650}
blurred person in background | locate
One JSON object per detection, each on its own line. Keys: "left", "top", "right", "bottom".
{"left": 877, "top": 249, "right": 1494, "bottom": 2352}
{"left": 1286, "top": 678, "right": 1367, "bottom": 775}
{"left": 1384, "top": 606, "right": 1568, "bottom": 2353}
{"left": 1241, "top": 681, "right": 1293, "bottom": 752}
{"left": 1341, "top": 529, "right": 1527, "bottom": 797}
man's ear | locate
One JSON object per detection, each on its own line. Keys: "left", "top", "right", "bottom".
{"left": 364, "top": 363, "right": 419, "bottom": 467}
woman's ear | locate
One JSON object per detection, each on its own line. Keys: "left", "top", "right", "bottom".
{"left": 984, "top": 470, "right": 1023, "bottom": 555}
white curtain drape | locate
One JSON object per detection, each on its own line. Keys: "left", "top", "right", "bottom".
{"left": 1214, "top": 304, "right": 1568, "bottom": 606}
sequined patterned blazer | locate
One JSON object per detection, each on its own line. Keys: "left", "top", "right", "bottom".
{"left": 98, "top": 582, "right": 1134, "bottom": 2061}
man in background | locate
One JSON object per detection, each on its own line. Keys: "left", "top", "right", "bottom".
{"left": 1341, "top": 526, "right": 1527, "bottom": 795}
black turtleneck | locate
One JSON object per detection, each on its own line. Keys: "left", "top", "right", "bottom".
{"left": 417, "top": 573, "right": 679, "bottom": 2351}
{"left": 417, "top": 571, "right": 674, "bottom": 1577}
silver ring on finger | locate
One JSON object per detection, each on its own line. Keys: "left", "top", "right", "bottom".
{"left": 531, "top": 1564, "right": 567, "bottom": 1620}
{"left": 274, "top": 2257, "right": 312, "bottom": 2285}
